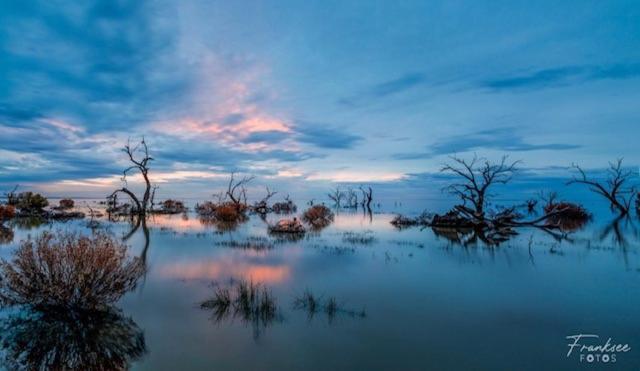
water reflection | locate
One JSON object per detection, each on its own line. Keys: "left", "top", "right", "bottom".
{"left": 159, "top": 259, "right": 291, "bottom": 283}
{"left": 200, "top": 280, "right": 282, "bottom": 340}
{"left": 0, "top": 308, "right": 146, "bottom": 370}
{"left": 0, "top": 226, "right": 13, "bottom": 245}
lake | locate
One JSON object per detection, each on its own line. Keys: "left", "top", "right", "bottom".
{"left": 1, "top": 199, "right": 639, "bottom": 370}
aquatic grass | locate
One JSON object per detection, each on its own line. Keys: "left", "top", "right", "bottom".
{"left": 342, "top": 231, "right": 377, "bottom": 245}
{"left": 215, "top": 236, "right": 274, "bottom": 251}
{"left": 293, "top": 289, "right": 366, "bottom": 323}
{"left": 200, "top": 280, "right": 281, "bottom": 339}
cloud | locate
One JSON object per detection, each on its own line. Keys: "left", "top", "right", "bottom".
{"left": 338, "top": 72, "right": 426, "bottom": 106}
{"left": 393, "top": 127, "right": 580, "bottom": 160}
{"left": 0, "top": 0, "right": 191, "bottom": 133}
{"left": 482, "top": 63, "right": 640, "bottom": 91}
{"left": 295, "top": 125, "right": 363, "bottom": 149}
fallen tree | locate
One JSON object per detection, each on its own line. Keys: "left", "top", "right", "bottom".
{"left": 391, "top": 155, "right": 593, "bottom": 244}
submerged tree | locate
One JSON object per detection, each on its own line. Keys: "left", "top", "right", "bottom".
{"left": 109, "top": 138, "right": 154, "bottom": 216}
{"left": 359, "top": 186, "right": 373, "bottom": 210}
{"left": 226, "top": 172, "right": 255, "bottom": 208}
{"left": 568, "top": 159, "right": 637, "bottom": 216}
{"left": 328, "top": 187, "right": 345, "bottom": 208}
{"left": 441, "top": 155, "right": 520, "bottom": 222}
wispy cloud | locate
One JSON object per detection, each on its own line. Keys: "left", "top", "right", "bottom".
{"left": 482, "top": 63, "right": 640, "bottom": 91}
{"left": 295, "top": 125, "right": 363, "bottom": 149}
{"left": 393, "top": 127, "right": 580, "bottom": 160}
{"left": 338, "top": 73, "right": 426, "bottom": 107}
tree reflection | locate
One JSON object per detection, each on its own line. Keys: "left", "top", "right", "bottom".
{"left": 0, "top": 225, "right": 13, "bottom": 245}
{"left": 0, "top": 308, "right": 146, "bottom": 370}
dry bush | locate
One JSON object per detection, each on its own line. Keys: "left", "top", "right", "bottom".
{"left": 302, "top": 205, "right": 334, "bottom": 229}
{"left": 543, "top": 202, "right": 591, "bottom": 231}
{"left": 0, "top": 231, "right": 145, "bottom": 310}
{"left": 197, "top": 201, "right": 247, "bottom": 222}
{"left": 58, "top": 198, "right": 75, "bottom": 209}
{"left": 215, "top": 202, "right": 243, "bottom": 222}
{"left": 195, "top": 201, "right": 218, "bottom": 216}
{"left": 0, "top": 204, "right": 15, "bottom": 222}
{"left": 158, "top": 199, "right": 186, "bottom": 214}
{"left": 9, "top": 192, "right": 49, "bottom": 212}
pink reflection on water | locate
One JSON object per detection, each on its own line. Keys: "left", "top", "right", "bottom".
{"left": 147, "top": 214, "right": 209, "bottom": 232}
{"left": 159, "top": 258, "right": 291, "bottom": 284}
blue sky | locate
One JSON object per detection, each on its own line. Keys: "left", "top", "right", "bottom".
{"left": 1, "top": 0, "right": 639, "bottom": 200}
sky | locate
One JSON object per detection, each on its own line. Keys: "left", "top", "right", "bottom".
{"left": 1, "top": 0, "right": 639, "bottom": 201}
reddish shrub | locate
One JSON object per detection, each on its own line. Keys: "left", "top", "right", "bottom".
{"left": 159, "top": 199, "right": 186, "bottom": 214}
{"left": 215, "top": 203, "right": 241, "bottom": 222}
{"left": 302, "top": 205, "right": 334, "bottom": 229}
{"left": 0, "top": 205, "right": 16, "bottom": 222}
{"left": 0, "top": 231, "right": 145, "bottom": 310}
{"left": 544, "top": 202, "right": 590, "bottom": 231}
{"left": 58, "top": 199, "right": 75, "bottom": 210}
{"left": 195, "top": 201, "right": 218, "bottom": 216}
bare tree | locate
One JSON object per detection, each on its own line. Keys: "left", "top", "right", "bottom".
{"left": 538, "top": 190, "right": 558, "bottom": 209}
{"left": 328, "top": 187, "right": 344, "bottom": 207}
{"left": 568, "top": 159, "right": 636, "bottom": 215}
{"left": 226, "top": 173, "right": 255, "bottom": 206}
{"left": 253, "top": 186, "right": 278, "bottom": 215}
{"left": 109, "top": 138, "right": 154, "bottom": 216}
{"left": 345, "top": 188, "right": 358, "bottom": 208}
{"left": 441, "top": 155, "right": 520, "bottom": 221}
{"left": 359, "top": 186, "right": 373, "bottom": 209}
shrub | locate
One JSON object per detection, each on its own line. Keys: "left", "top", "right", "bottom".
{"left": 302, "top": 205, "right": 334, "bottom": 229}
{"left": 195, "top": 201, "right": 218, "bottom": 216}
{"left": 0, "top": 231, "right": 145, "bottom": 310}
{"left": 158, "top": 199, "right": 186, "bottom": 214}
{"left": 58, "top": 198, "right": 75, "bottom": 209}
{"left": 9, "top": 192, "right": 49, "bottom": 211}
{"left": 543, "top": 202, "right": 590, "bottom": 231}
{"left": 215, "top": 202, "right": 242, "bottom": 222}
{"left": 0, "top": 205, "right": 15, "bottom": 222}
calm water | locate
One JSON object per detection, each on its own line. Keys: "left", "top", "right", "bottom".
{"left": 1, "top": 200, "right": 640, "bottom": 370}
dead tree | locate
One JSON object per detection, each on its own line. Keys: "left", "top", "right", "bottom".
{"left": 328, "top": 188, "right": 344, "bottom": 207}
{"left": 568, "top": 159, "right": 636, "bottom": 215}
{"left": 538, "top": 190, "right": 558, "bottom": 209}
{"left": 345, "top": 188, "right": 358, "bottom": 208}
{"left": 441, "top": 155, "right": 520, "bottom": 222}
{"left": 359, "top": 186, "right": 373, "bottom": 209}
{"left": 253, "top": 186, "right": 278, "bottom": 214}
{"left": 226, "top": 173, "right": 255, "bottom": 206}
{"left": 109, "top": 138, "right": 154, "bottom": 216}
